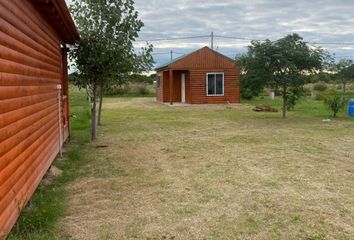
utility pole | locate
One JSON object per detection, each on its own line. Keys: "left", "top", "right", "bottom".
{"left": 211, "top": 32, "right": 214, "bottom": 50}
{"left": 170, "top": 50, "right": 173, "bottom": 60}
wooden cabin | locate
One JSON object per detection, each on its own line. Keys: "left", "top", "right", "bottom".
{"left": 0, "top": 0, "right": 79, "bottom": 237}
{"left": 155, "top": 47, "right": 240, "bottom": 104}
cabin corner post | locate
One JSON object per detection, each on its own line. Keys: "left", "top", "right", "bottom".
{"left": 169, "top": 69, "right": 173, "bottom": 105}
{"left": 61, "top": 45, "right": 70, "bottom": 138}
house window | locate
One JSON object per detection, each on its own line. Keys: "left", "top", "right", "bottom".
{"left": 206, "top": 73, "right": 224, "bottom": 96}
{"left": 156, "top": 76, "right": 161, "bottom": 88}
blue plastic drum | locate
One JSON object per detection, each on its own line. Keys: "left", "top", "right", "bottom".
{"left": 348, "top": 99, "right": 354, "bottom": 116}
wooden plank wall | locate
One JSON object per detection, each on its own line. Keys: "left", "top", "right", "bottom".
{"left": 156, "top": 72, "right": 163, "bottom": 102}
{"left": 0, "top": 0, "right": 66, "bottom": 236}
{"left": 170, "top": 47, "right": 236, "bottom": 70}
{"left": 167, "top": 47, "right": 240, "bottom": 104}
{"left": 190, "top": 68, "right": 240, "bottom": 104}
{"left": 157, "top": 70, "right": 190, "bottom": 103}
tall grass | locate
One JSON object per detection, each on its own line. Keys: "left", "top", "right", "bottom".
{"left": 105, "top": 83, "right": 156, "bottom": 97}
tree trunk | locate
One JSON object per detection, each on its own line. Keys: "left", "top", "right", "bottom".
{"left": 91, "top": 84, "right": 97, "bottom": 141}
{"left": 343, "top": 82, "right": 346, "bottom": 94}
{"left": 282, "top": 84, "right": 287, "bottom": 118}
{"left": 98, "top": 86, "right": 104, "bottom": 126}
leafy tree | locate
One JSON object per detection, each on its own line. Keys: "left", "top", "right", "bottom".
{"left": 236, "top": 41, "right": 273, "bottom": 99}
{"left": 237, "top": 34, "right": 332, "bottom": 118}
{"left": 69, "top": 0, "right": 154, "bottom": 140}
{"left": 308, "top": 72, "right": 335, "bottom": 83}
{"left": 324, "top": 88, "right": 345, "bottom": 117}
{"left": 333, "top": 59, "right": 354, "bottom": 94}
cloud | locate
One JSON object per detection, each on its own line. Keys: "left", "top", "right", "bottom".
{"left": 133, "top": 0, "right": 354, "bottom": 65}
{"left": 65, "top": 0, "right": 354, "bottom": 65}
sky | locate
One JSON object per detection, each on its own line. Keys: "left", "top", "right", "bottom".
{"left": 66, "top": 0, "right": 354, "bottom": 67}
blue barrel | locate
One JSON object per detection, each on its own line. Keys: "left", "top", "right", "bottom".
{"left": 348, "top": 99, "right": 354, "bottom": 116}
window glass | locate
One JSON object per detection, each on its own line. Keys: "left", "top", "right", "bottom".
{"left": 208, "top": 74, "right": 215, "bottom": 95}
{"left": 207, "top": 73, "right": 224, "bottom": 95}
{"left": 216, "top": 74, "right": 223, "bottom": 94}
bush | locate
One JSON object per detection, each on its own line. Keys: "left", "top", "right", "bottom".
{"left": 105, "top": 84, "right": 130, "bottom": 95}
{"left": 134, "top": 84, "right": 150, "bottom": 95}
{"left": 286, "top": 87, "right": 304, "bottom": 111}
{"left": 105, "top": 83, "right": 154, "bottom": 96}
{"left": 303, "top": 86, "right": 312, "bottom": 96}
{"left": 324, "top": 88, "right": 345, "bottom": 117}
{"left": 314, "top": 91, "right": 326, "bottom": 101}
{"left": 313, "top": 82, "right": 328, "bottom": 91}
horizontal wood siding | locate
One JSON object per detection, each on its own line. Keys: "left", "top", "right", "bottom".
{"left": 157, "top": 47, "right": 240, "bottom": 104}
{"left": 185, "top": 71, "right": 191, "bottom": 103}
{"left": 190, "top": 68, "right": 240, "bottom": 104}
{"left": 0, "top": 0, "right": 66, "bottom": 236}
{"left": 170, "top": 47, "right": 235, "bottom": 70}
{"left": 156, "top": 71, "right": 163, "bottom": 102}
{"left": 162, "top": 71, "right": 170, "bottom": 102}
{"left": 172, "top": 71, "right": 181, "bottom": 102}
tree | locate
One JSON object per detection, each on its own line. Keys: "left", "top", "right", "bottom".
{"left": 69, "top": 0, "right": 154, "bottom": 140}
{"left": 236, "top": 41, "right": 273, "bottom": 99}
{"left": 334, "top": 59, "right": 354, "bottom": 94}
{"left": 324, "top": 88, "right": 345, "bottom": 117}
{"left": 237, "top": 34, "right": 332, "bottom": 118}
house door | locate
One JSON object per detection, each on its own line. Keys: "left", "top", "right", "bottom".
{"left": 181, "top": 73, "right": 186, "bottom": 103}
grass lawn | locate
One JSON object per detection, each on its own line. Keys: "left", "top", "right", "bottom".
{"left": 55, "top": 94, "right": 354, "bottom": 240}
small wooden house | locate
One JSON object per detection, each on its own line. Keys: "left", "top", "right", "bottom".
{"left": 0, "top": 0, "right": 79, "bottom": 237}
{"left": 155, "top": 47, "right": 240, "bottom": 104}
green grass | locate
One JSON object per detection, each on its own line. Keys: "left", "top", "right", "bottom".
{"left": 7, "top": 88, "right": 90, "bottom": 240}
{"left": 243, "top": 94, "right": 354, "bottom": 120}
{"left": 6, "top": 92, "right": 354, "bottom": 239}
{"left": 58, "top": 96, "right": 354, "bottom": 240}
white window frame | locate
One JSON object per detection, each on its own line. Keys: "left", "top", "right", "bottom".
{"left": 206, "top": 72, "right": 224, "bottom": 96}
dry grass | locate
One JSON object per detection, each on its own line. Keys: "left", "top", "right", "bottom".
{"left": 60, "top": 97, "right": 354, "bottom": 240}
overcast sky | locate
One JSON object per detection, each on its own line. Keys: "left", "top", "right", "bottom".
{"left": 66, "top": 0, "right": 354, "bottom": 66}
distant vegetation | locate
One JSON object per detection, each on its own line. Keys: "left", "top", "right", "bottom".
{"left": 70, "top": 73, "right": 156, "bottom": 97}
{"left": 104, "top": 73, "right": 156, "bottom": 97}
{"left": 236, "top": 33, "right": 332, "bottom": 118}
{"left": 237, "top": 34, "right": 354, "bottom": 118}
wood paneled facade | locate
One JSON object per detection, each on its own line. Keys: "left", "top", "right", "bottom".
{"left": 155, "top": 47, "right": 240, "bottom": 104}
{"left": 0, "top": 0, "right": 79, "bottom": 237}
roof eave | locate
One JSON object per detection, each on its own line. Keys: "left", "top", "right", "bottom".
{"left": 155, "top": 65, "right": 169, "bottom": 72}
{"left": 31, "top": 0, "right": 80, "bottom": 44}
{"left": 51, "top": 0, "right": 80, "bottom": 44}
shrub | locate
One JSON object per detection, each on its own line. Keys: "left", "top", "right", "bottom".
{"left": 324, "top": 88, "right": 345, "bottom": 117}
{"left": 105, "top": 83, "right": 154, "bottom": 96}
{"left": 313, "top": 82, "right": 328, "bottom": 91}
{"left": 314, "top": 91, "right": 326, "bottom": 101}
{"left": 134, "top": 84, "right": 150, "bottom": 95}
{"left": 286, "top": 87, "right": 304, "bottom": 111}
{"left": 105, "top": 84, "right": 130, "bottom": 95}
{"left": 302, "top": 87, "right": 312, "bottom": 96}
